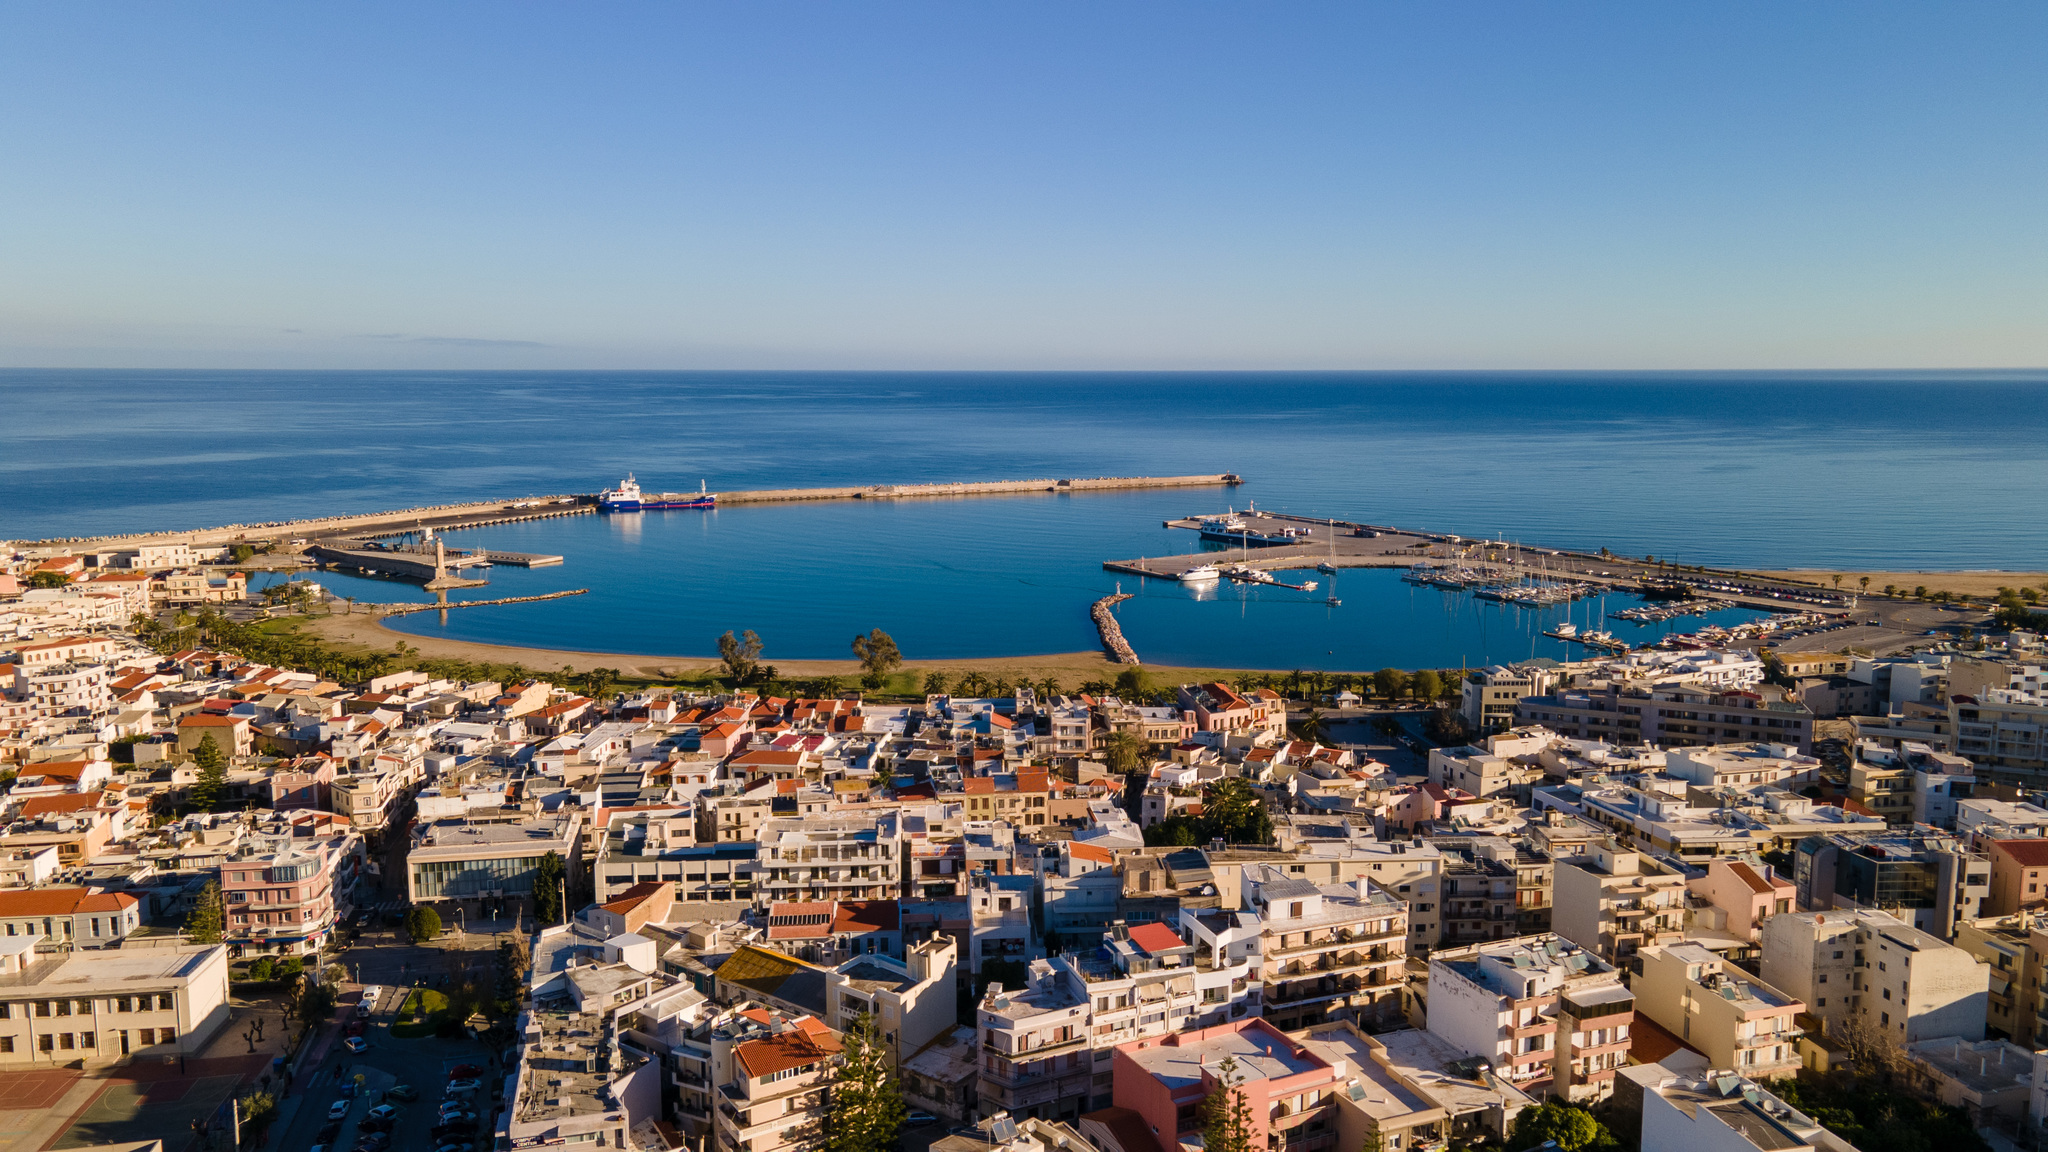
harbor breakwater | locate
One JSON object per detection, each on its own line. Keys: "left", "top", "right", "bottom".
{"left": 20, "top": 475, "right": 1238, "bottom": 551}
{"left": 379, "top": 589, "right": 590, "bottom": 617}
{"left": 1093, "top": 592, "right": 1139, "bottom": 664}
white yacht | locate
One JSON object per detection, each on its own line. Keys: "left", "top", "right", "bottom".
{"left": 1179, "top": 564, "right": 1221, "bottom": 582}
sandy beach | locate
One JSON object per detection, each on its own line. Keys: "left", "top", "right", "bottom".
{"left": 301, "top": 610, "right": 1274, "bottom": 682}
{"left": 1758, "top": 570, "right": 2048, "bottom": 598}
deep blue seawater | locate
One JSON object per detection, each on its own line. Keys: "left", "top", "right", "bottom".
{"left": 7, "top": 369, "right": 2043, "bottom": 667}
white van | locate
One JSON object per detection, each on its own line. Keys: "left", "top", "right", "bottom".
{"left": 357, "top": 986, "right": 381, "bottom": 1017}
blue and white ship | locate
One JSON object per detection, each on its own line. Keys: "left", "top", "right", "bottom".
{"left": 598, "top": 475, "right": 717, "bottom": 512}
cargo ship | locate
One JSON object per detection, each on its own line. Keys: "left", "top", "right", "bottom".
{"left": 598, "top": 475, "right": 717, "bottom": 512}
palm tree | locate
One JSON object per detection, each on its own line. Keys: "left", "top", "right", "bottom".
{"left": 1296, "top": 707, "right": 1327, "bottom": 743}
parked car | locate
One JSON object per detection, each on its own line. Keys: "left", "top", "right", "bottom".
{"left": 905, "top": 1112, "right": 937, "bottom": 1128}
{"left": 445, "top": 1079, "right": 482, "bottom": 1093}
{"left": 385, "top": 1085, "right": 419, "bottom": 1102}
{"left": 316, "top": 1122, "right": 342, "bottom": 1143}
{"left": 359, "top": 1117, "right": 394, "bottom": 1134}
{"left": 355, "top": 1134, "right": 391, "bottom": 1152}
{"left": 438, "top": 1111, "right": 478, "bottom": 1126}
{"left": 448, "top": 1063, "right": 481, "bottom": 1078}
{"left": 328, "top": 1101, "right": 352, "bottom": 1121}
{"left": 367, "top": 1105, "right": 400, "bottom": 1124}
{"left": 344, "top": 1020, "right": 367, "bottom": 1038}
{"left": 431, "top": 1124, "right": 477, "bottom": 1140}
{"left": 345, "top": 1036, "right": 369, "bottom": 1054}
{"left": 436, "top": 1144, "right": 468, "bottom": 1152}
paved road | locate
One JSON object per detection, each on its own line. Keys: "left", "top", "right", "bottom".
{"left": 274, "top": 934, "right": 504, "bottom": 1152}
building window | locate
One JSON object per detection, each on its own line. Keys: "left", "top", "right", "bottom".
{"left": 158, "top": 994, "right": 174, "bottom": 1011}
{"left": 0, "top": 1037, "right": 11, "bottom": 1053}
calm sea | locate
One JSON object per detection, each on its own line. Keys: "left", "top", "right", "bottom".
{"left": 7, "top": 369, "right": 2043, "bottom": 667}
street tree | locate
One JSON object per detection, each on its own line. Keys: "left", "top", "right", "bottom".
{"left": 186, "top": 880, "right": 226, "bottom": 945}
{"left": 1411, "top": 669, "right": 1443, "bottom": 702}
{"left": 1105, "top": 730, "right": 1148, "bottom": 774}
{"left": 716, "top": 630, "right": 764, "bottom": 683}
{"left": 189, "top": 734, "right": 229, "bottom": 811}
{"left": 533, "top": 851, "right": 567, "bottom": 924}
{"left": 921, "top": 670, "right": 950, "bottom": 696}
{"left": 1372, "top": 667, "right": 1409, "bottom": 700}
{"left": 1507, "top": 1103, "right": 1607, "bottom": 1152}
{"left": 825, "top": 1011, "right": 904, "bottom": 1152}
{"left": 406, "top": 905, "right": 442, "bottom": 943}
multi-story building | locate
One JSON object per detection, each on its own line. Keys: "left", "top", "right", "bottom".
{"left": 1426, "top": 933, "right": 1633, "bottom": 1102}
{"left": 511, "top": 945, "right": 685, "bottom": 1152}
{"left": 823, "top": 935, "right": 955, "bottom": 1068}
{"left": 1952, "top": 690, "right": 2048, "bottom": 783}
{"left": 1244, "top": 866, "right": 1409, "bottom": 1031}
{"left": 12, "top": 663, "right": 110, "bottom": 721}
{"left": 0, "top": 887, "right": 141, "bottom": 949}
{"left": 331, "top": 769, "right": 407, "bottom": 830}
{"left": 1175, "top": 682, "right": 1286, "bottom": 740}
{"left": 1462, "top": 666, "right": 1557, "bottom": 735}
{"left": 1954, "top": 914, "right": 2042, "bottom": 1043}
{"left": 1686, "top": 858, "right": 1795, "bottom": 945}
{"left": 1760, "top": 908, "right": 1989, "bottom": 1043}
{"left": 1550, "top": 841, "right": 1688, "bottom": 964}
{"left": 1433, "top": 848, "right": 1517, "bottom": 949}
{"left": 961, "top": 771, "right": 1052, "bottom": 827}
{"left": 977, "top": 959, "right": 1095, "bottom": 1122}
{"left": 1986, "top": 838, "right": 2048, "bottom": 915}
{"left": 1112, "top": 1018, "right": 1346, "bottom": 1152}
{"left": 221, "top": 834, "right": 357, "bottom": 958}
{"left": 711, "top": 1013, "right": 842, "bottom": 1152}
{"left": 1516, "top": 683, "right": 1814, "bottom": 753}
{"left": 1638, "top": 1072, "right": 1854, "bottom": 1152}
{"left": 754, "top": 816, "right": 902, "bottom": 906}
{"left": 0, "top": 942, "right": 229, "bottom": 1066}
{"left": 1793, "top": 829, "right": 1988, "bottom": 938}
{"left": 1631, "top": 942, "right": 1802, "bottom": 1078}
{"left": 407, "top": 811, "right": 584, "bottom": 913}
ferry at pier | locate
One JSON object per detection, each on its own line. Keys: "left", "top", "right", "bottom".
{"left": 599, "top": 475, "right": 717, "bottom": 512}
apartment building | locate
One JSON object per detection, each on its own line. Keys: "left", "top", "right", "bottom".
{"left": 1112, "top": 1018, "right": 1345, "bottom": 1152}
{"left": 0, "top": 943, "right": 229, "bottom": 1066}
{"left": 1686, "top": 858, "right": 1795, "bottom": 944}
{"left": 1433, "top": 848, "right": 1518, "bottom": 949}
{"left": 754, "top": 816, "right": 902, "bottom": 906}
{"left": 513, "top": 953, "right": 677, "bottom": 1152}
{"left": 961, "top": 771, "right": 1051, "bottom": 827}
{"left": 1760, "top": 908, "right": 1989, "bottom": 1043}
{"left": 977, "top": 960, "right": 1096, "bottom": 1122}
{"left": 710, "top": 1013, "right": 843, "bottom": 1152}
{"left": 1638, "top": 1073, "right": 1856, "bottom": 1152}
{"left": 1987, "top": 839, "right": 2048, "bottom": 915}
{"left": 1550, "top": 841, "right": 1688, "bottom": 964}
{"left": 1426, "top": 933, "right": 1633, "bottom": 1102}
{"left": 697, "top": 789, "right": 775, "bottom": 845}
{"left": 1954, "top": 914, "right": 2042, "bottom": 1044}
{"left": 1793, "top": 829, "right": 1988, "bottom": 939}
{"left": 1244, "top": 866, "right": 1409, "bottom": 1031}
{"left": 1462, "top": 666, "right": 1557, "bottom": 734}
{"left": 1176, "top": 682, "right": 1286, "bottom": 740}
{"left": 331, "top": 770, "right": 407, "bottom": 830}
{"left": 823, "top": 935, "right": 956, "bottom": 1069}
{"left": 1953, "top": 690, "right": 2048, "bottom": 782}
{"left": 1632, "top": 942, "right": 1802, "bottom": 1078}
{"left": 222, "top": 834, "right": 356, "bottom": 957}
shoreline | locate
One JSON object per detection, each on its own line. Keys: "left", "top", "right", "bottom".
{"left": 302, "top": 611, "right": 1376, "bottom": 680}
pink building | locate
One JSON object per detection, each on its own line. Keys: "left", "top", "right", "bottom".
{"left": 1112, "top": 1018, "right": 1344, "bottom": 1152}
{"left": 222, "top": 837, "right": 355, "bottom": 957}
{"left": 1687, "top": 859, "right": 1795, "bottom": 943}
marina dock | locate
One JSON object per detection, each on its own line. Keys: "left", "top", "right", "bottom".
{"left": 718, "top": 473, "right": 1241, "bottom": 505}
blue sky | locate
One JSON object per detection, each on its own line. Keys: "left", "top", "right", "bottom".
{"left": 1, "top": 3, "right": 2042, "bottom": 369}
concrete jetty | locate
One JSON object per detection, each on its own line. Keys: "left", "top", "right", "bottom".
{"left": 381, "top": 589, "right": 589, "bottom": 617}
{"left": 719, "top": 473, "right": 1240, "bottom": 505}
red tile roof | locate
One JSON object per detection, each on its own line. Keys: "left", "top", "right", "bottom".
{"left": 832, "top": 900, "right": 899, "bottom": 934}
{"left": 17, "top": 791, "right": 105, "bottom": 818}
{"left": 0, "top": 888, "right": 137, "bottom": 916}
{"left": 1997, "top": 839, "right": 2048, "bottom": 868}
{"left": 734, "top": 1023, "right": 840, "bottom": 1079}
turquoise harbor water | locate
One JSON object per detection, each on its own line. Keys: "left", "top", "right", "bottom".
{"left": 10, "top": 369, "right": 2047, "bottom": 668}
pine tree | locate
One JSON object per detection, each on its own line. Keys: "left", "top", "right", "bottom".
{"left": 1200, "top": 1056, "right": 1254, "bottom": 1152}
{"left": 186, "top": 880, "right": 226, "bottom": 945}
{"left": 189, "top": 734, "right": 229, "bottom": 811}
{"left": 533, "top": 851, "right": 566, "bottom": 924}
{"left": 825, "top": 1012, "right": 905, "bottom": 1152}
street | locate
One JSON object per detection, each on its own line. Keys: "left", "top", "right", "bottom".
{"left": 270, "top": 928, "right": 508, "bottom": 1152}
